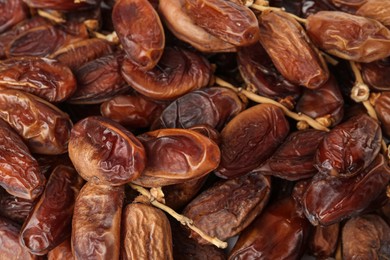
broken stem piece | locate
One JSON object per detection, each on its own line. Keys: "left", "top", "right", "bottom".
{"left": 250, "top": 4, "right": 307, "bottom": 24}
{"left": 37, "top": 9, "right": 65, "bottom": 24}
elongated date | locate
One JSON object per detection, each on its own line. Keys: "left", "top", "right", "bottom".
{"left": 48, "top": 239, "right": 74, "bottom": 260}
{"left": 0, "top": 188, "right": 34, "bottom": 223}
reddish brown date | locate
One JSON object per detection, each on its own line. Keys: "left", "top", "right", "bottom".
{"left": 0, "top": 0, "right": 28, "bottom": 34}
{"left": 229, "top": 198, "right": 311, "bottom": 260}
{"left": 342, "top": 214, "right": 390, "bottom": 259}
{"left": 361, "top": 58, "right": 390, "bottom": 91}
{"left": 184, "top": 0, "right": 260, "bottom": 46}
{"left": 303, "top": 154, "right": 390, "bottom": 225}
{"left": 309, "top": 223, "right": 339, "bottom": 259}
{"left": 373, "top": 91, "right": 390, "bottom": 137}
{"left": 306, "top": 11, "right": 390, "bottom": 62}
{"left": 315, "top": 114, "right": 381, "bottom": 176}
{"left": 0, "top": 217, "right": 37, "bottom": 260}
{"left": 215, "top": 104, "right": 290, "bottom": 179}
{"left": 121, "top": 47, "right": 211, "bottom": 100}
{"left": 23, "top": 0, "right": 100, "bottom": 10}
{"left": 255, "top": 129, "right": 327, "bottom": 181}
{"left": 0, "top": 56, "right": 77, "bottom": 102}
{"left": 112, "top": 0, "right": 165, "bottom": 70}
{"left": 183, "top": 173, "right": 271, "bottom": 244}
{"left": 259, "top": 10, "right": 329, "bottom": 89}
{"left": 20, "top": 165, "right": 84, "bottom": 255}
{"left": 0, "top": 89, "right": 72, "bottom": 154}
{"left": 188, "top": 124, "right": 221, "bottom": 145}
{"left": 151, "top": 87, "right": 245, "bottom": 131}
{"left": 133, "top": 128, "right": 220, "bottom": 187}
{"left": 72, "top": 182, "right": 123, "bottom": 260}
{"left": 0, "top": 119, "right": 45, "bottom": 200}
{"left": 330, "top": 0, "right": 367, "bottom": 12}
{"left": 0, "top": 188, "right": 34, "bottom": 224}
{"left": 69, "top": 116, "right": 146, "bottom": 185}
{"left": 356, "top": 0, "right": 390, "bottom": 28}
{"left": 48, "top": 239, "right": 74, "bottom": 260}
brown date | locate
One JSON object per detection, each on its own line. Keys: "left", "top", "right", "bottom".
{"left": 330, "top": 0, "right": 367, "bottom": 13}
{"left": 303, "top": 154, "right": 390, "bottom": 225}
{"left": 121, "top": 46, "right": 211, "bottom": 100}
{"left": 112, "top": 0, "right": 165, "bottom": 70}
{"left": 315, "top": 114, "right": 381, "bottom": 176}
{"left": 23, "top": 0, "right": 100, "bottom": 10}
{"left": 0, "top": 89, "right": 72, "bottom": 155}
{"left": 0, "top": 216, "right": 37, "bottom": 260}
{"left": 0, "top": 118, "right": 45, "bottom": 200}
{"left": 255, "top": 129, "right": 327, "bottom": 181}
{"left": 121, "top": 203, "right": 173, "bottom": 260}
{"left": 69, "top": 116, "right": 146, "bottom": 186}
{"left": 373, "top": 91, "right": 390, "bottom": 137}
{"left": 133, "top": 128, "right": 220, "bottom": 187}
{"left": 20, "top": 165, "right": 84, "bottom": 255}
{"left": 309, "top": 223, "right": 340, "bottom": 259}
{"left": 0, "top": 0, "right": 28, "bottom": 34}
{"left": 183, "top": 172, "right": 271, "bottom": 244}
{"left": 229, "top": 197, "right": 311, "bottom": 260}
{"left": 258, "top": 10, "right": 329, "bottom": 89}
{"left": 306, "top": 11, "right": 390, "bottom": 62}
{"left": 356, "top": 0, "right": 390, "bottom": 28}
{"left": 342, "top": 214, "right": 390, "bottom": 259}
{"left": 361, "top": 58, "right": 390, "bottom": 91}
{"left": 48, "top": 239, "right": 74, "bottom": 260}
{"left": 0, "top": 56, "right": 77, "bottom": 102}
{"left": 184, "top": 0, "right": 260, "bottom": 46}
{"left": 0, "top": 188, "right": 34, "bottom": 224}
{"left": 151, "top": 87, "right": 245, "bottom": 131}
{"left": 215, "top": 103, "right": 290, "bottom": 179}
{"left": 188, "top": 124, "right": 221, "bottom": 145}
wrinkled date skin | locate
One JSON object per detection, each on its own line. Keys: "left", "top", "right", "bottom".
{"left": 342, "top": 214, "right": 390, "bottom": 259}
{"left": 48, "top": 239, "right": 74, "bottom": 260}
{"left": 356, "top": 0, "right": 390, "bottom": 28}
{"left": 122, "top": 203, "right": 173, "bottom": 260}
{"left": 296, "top": 75, "right": 344, "bottom": 127}
{"left": 158, "top": 0, "right": 236, "bottom": 53}
{"left": 188, "top": 124, "right": 221, "bottom": 145}
{"left": 121, "top": 47, "right": 211, "bottom": 100}
{"left": 229, "top": 198, "right": 311, "bottom": 260}
{"left": 101, "top": 94, "right": 166, "bottom": 129}
{"left": 0, "top": 56, "right": 77, "bottom": 102}
{"left": 259, "top": 10, "right": 329, "bottom": 89}
{"left": 72, "top": 182, "right": 123, "bottom": 260}
{"left": 237, "top": 41, "right": 301, "bottom": 100}
{"left": 151, "top": 87, "right": 245, "bottom": 131}
{"left": 315, "top": 114, "right": 381, "bottom": 176}
{"left": 309, "top": 223, "right": 339, "bottom": 259}
{"left": 68, "top": 116, "right": 146, "bottom": 186}
{"left": 113, "top": 0, "right": 165, "bottom": 70}
{"left": 0, "top": 217, "right": 37, "bottom": 260}
{"left": 183, "top": 173, "right": 271, "bottom": 244}
{"left": 306, "top": 11, "right": 390, "bottom": 62}
{"left": 373, "top": 92, "right": 390, "bottom": 137}
{"left": 0, "top": 0, "right": 28, "bottom": 34}
{"left": 20, "top": 165, "right": 84, "bottom": 255}
{"left": 184, "top": 0, "right": 260, "bottom": 46}
{"left": 23, "top": 0, "right": 100, "bottom": 10}
{"left": 69, "top": 53, "right": 129, "bottom": 104}
{"left": 256, "top": 129, "right": 327, "bottom": 181}
{"left": 0, "top": 188, "right": 34, "bottom": 224}
{"left": 133, "top": 128, "right": 220, "bottom": 187}
{"left": 330, "top": 0, "right": 367, "bottom": 13}
{"left": 0, "top": 119, "right": 45, "bottom": 200}
{"left": 303, "top": 154, "right": 390, "bottom": 226}
{"left": 361, "top": 58, "right": 390, "bottom": 91}
{"left": 215, "top": 104, "right": 290, "bottom": 179}
{"left": 0, "top": 89, "right": 72, "bottom": 155}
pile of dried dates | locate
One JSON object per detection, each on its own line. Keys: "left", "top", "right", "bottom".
{"left": 1, "top": 0, "right": 390, "bottom": 259}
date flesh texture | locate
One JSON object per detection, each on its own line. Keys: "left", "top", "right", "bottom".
{"left": 0, "top": 0, "right": 27, "bottom": 34}
{"left": 112, "top": 0, "right": 165, "bottom": 70}
{"left": 0, "top": 188, "right": 34, "bottom": 224}
{"left": 68, "top": 116, "right": 146, "bottom": 186}
{"left": 215, "top": 103, "right": 290, "bottom": 179}
{"left": 361, "top": 58, "right": 390, "bottom": 91}
{"left": 23, "top": 0, "right": 100, "bottom": 10}
{"left": 48, "top": 239, "right": 74, "bottom": 260}
{"left": 356, "top": 0, "right": 390, "bottom": 28}
{"left": 309, "top": 223, "right": 339, "bottom": 258}
{"left": 373, "top": 91, "right": 390, "bottom": 137}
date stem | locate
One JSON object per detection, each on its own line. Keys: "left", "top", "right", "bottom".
{"left": 37, "top": 10, "right": 65, "bottom": 24}
{"left": 250, "top": 4, "right": 307, "bottom": 24}
{"left": 128, "top": 183, "right": 228, "bottom": 249}
{"left": 216, "top": 77, "right": 330, "bottom": 132}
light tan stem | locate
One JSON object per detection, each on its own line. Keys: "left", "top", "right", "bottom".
{"left": 129, "top": 183, "right": 228, "bottom": 249}
{"left": 92, "top": 31, "right": 119, "bottom": 44}
{"left": 37, "top": 9, "right": 65, "bottom": 23}
{"left": 216, "top": 77, "right": 330, "bottom": 132}
{"left": 250, "top": 4, "right": 307, "bottom": 24}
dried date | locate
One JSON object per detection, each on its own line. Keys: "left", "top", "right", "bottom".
{"left": 0, "top": 188, "right": 34, "bottom": 224}
{"left": 373, "top": 91, "right": 390, "bottom": 137}
{"left": 23, "top": 0, "right": 100, "bottom": 10}
{"left": 309, "top": 223, "right": 339, "bottom": 259}
{"left": 0, "top": 0, "right": 28, "bottom": 34}
{"left": 48, "top": 239, "right": 74, "bottom": 260}
{"left": 361, "top": 58, "right": 390, "bottom": 91}
{"left": 356, "top": 0, "right": 390, "bottom": 28}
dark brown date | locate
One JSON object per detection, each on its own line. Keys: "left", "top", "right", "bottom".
{"left": 0, "top": 216, "right": 37, "bottom": 260}
{"left": 0, "top": 56, "right": 77, "bottom": 102}
{"left": 0, "top": 0, "right": 28, "bottom": 34}
{"left": 112, "top": 0, "right": 165, "bottom": 70}
{"left": 69, "top": 116, "right": 146, "bottom": 185}
{"left": 134, "top": 128, "right": 220, "bottom": 187}
{"left": 361, "top": 58, "right": 390, "bottom": 91}
{"left": 215, "top": 104, "right": 290, "bottom": 179}
{"left": 121, "top": 46, "right": 211, "bottom": 100}
{"left": 0, "top": 188, "right": 34, "bottom": 224}
{"left": 315, "top": 114, "right": 381, "bottom": 176}
{"left": 69, "top": 53, "right": 129, "bottom": 104}
{"left": 342, "top": 214, "right": 390, "bottom": 259}
{"left": 255, "top": 129, "right": 327, "bottom": 181}
{"left": 183, "top": 172, "right": 271, "bottom": 244}
{"left": 309, "top": 223, "right": 339, "bottom": 259}
{"left": 72, "top": 182, "right": 124, "bottom": 260}
{"left": 306, "top": 11, "right": 390, "bottom": 62}
{"left": 229, "top": 197, "right": 311, "bottom": 260}
{"left": 259, "top": 10, "right": 329, "bottom": 89}
{"left": 373, "top": 91, "right": 390, "bottom": 137}
{"left": 20, "top": 165, "right": 84, "bottom": 255}
{"left": 356, "top": 0, "right": 390, "bottom": 28}
{"left": 303, "top": 154, "right": 390, "bottom": 225}
{"left": 48, "top": 239, "right": 74, "bottom": 260}
{"left": 23, "top": 0, "right": 100, "bottom": 10}
{"left": 0, "top": 89, "right": 72, "bottom": 154}
{"left": 151, "top": 87, "right": 245, "bottom": 131}
{"left": 0, "top": 119, "right": 45, "bottom": 200}
{"left": 122, "top": 203, "right": 173, "bottom": 260}
{"left": 184, "top": 0, "right": 260, "bottom": 46}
